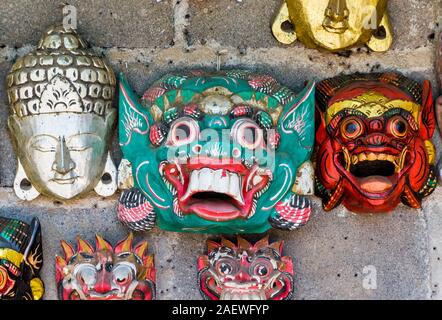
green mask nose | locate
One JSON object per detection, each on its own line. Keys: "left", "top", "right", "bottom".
{"left": 203, "top": 115, "right": 231, "bottom": 130}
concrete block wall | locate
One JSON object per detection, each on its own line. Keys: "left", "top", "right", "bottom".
{"left": 0, "top": 0, "right": 441, "bottom": 300}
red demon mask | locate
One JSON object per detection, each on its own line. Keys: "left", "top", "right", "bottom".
{"left": 56, "top": 233, "right": 155, "bottom": 300}
{"left": 197, "top": 236, "right": 294, "bottom": 300}
{"left": 315, "top": 73, "right": 436, "bottom": 213}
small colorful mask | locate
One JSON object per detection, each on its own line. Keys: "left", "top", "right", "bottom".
{"left": 197, "top": 236, "right": 294, "bottom": 300}
{"left": 315, "top": 73, "right": 437, "bottom": 213}
{"left": 117, "top": 70, "right": 316, "bottom": 234}
{"left": 7, "top": 25, "right": 117, "bottom": 201}
{"left": 436, "top": 30, "right": 442, "bottom": 182}
{"left": 0, "top": 217, "right": 44, "bottom": 300}
{"left": 272, "top": 0, "right": 393, "bottom": 52}
{"left": 56, "top": 233, "right": 155, "bottom": 300}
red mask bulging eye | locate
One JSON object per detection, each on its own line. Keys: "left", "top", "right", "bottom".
{"left": 112, "top": 265, "right": 134, "bottom": 287}
{"left": 340, "top": 117, "right": 364, "bottom": 140}
{"left": 167, "top": 117, "right": 199, "bottom": 147}
{"left": 250, "top": 259, "right": 274, "bottom": 278}
{"left": 389, "top": 116, "right": 408, "bottom": 138}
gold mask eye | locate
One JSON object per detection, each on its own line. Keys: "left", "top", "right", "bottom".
{"left": 340, "top": 118, "right": 363, "bottom": 140}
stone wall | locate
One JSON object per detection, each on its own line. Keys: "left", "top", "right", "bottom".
{"left": 0, "top": 0, "right": 441, "bottom": 300}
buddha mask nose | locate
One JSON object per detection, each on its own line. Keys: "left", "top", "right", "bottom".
{"left": 52, "top": 136, "right": 75, "bottom": 174}
{"left": 323, "top": 0, "right": 350, "bottom": 33}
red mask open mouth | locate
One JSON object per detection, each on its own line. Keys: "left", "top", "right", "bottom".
{"left": 160, "top": 157, "right": 272, "bottom": 221}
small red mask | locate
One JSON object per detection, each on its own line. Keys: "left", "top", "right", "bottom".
{"left": 198, "top": 236, "right": 294, "bottom": 300}
{"left": 315, "top": 73, "right": 437, "bottom": 213}
{"left": 56, "top": 233, "right": 155, "bottom": 300}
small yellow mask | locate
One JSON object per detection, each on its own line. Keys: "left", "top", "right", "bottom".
{"left": 272, "top": 0, "right": 393, "bottom": 52}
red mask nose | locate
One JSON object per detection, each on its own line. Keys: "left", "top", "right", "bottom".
{"left": 365, "top": 133, "right": 388, "bottom": 146}
{"left": 94, "top": 271, "right": 112, "bottom": 294}
{"left": 235, "top": 270, "right": 252, "bottom": 282}
{"left": 369, "top": 119, "right": 383, "bottom": 132}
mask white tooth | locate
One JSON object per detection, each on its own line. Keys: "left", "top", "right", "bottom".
{"left": 253, "top": 175, "right": 263, "bottom": 186}
{"left": 199, "top": 168, "right": 212, "bottom": 191}
{"left": 259, "top": 291, "right": 266, "bottom": 300}
{"left": 182, "top": 170, "right": 199, "bottom": 200}
{"left": 217, "top": 170, "right": 230, "bottom": 194}
{"left": 232, "top": 292, "right": 241, "bottom": 300}
{"left": 229, "top": 174, "right": 244, "bottom": 205}
{"left": 222, "top": 291, "right": 232, "bottom": 300}
{"left": 241, "top": 293, "right": 251, "bottom": 300}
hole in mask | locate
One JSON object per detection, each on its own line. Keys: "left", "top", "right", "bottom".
{"left": 281, "top": 20, "right": 295, "bottom": 33}
{"left": 101, "top": 173, "right": 112, "bottom": 185}
{"left": 373, "top": 26, "right": 387, "bottom": 40}
{"left": 20, "top": 178, "right": 32, "bottom": 191}
{"left": 350, "top": 160, "right": 395, "bottom": 178}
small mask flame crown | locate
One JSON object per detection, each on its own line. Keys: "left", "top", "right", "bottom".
{"left": 206, "top": 236, "right": 284, "bottom": 256}
{"left": 7, "top": 25, "right": 116, "bottom": 118}
{"left": 56, "top": 233, "right": 154, "bottom": 279}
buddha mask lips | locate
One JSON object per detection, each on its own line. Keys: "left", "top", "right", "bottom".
{"left": 160, "top": 158, "right": 272, "bottom": 221}
{"left": 315, "top": 73, "right": 437, "bottom": 213}
{"left": 198, "top": 236, "right": 294, "bottom": 300}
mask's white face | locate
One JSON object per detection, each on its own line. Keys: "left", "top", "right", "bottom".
{"left": 10, "top": 112, "right": 115, "bottom": 199}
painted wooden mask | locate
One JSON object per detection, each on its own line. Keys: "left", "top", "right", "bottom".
{"left": 315, "top": 73, "right": 436, "bottom": 213}
{"left": 197, "top": 236, "right": 294, "bottom": 300}
{"left": 117, "top": 70, "right": 316, "bottom": 234}
{"left": 6, "top": 25, "right": 117, "bottom": 201}
{"left": 0, "top": 217, "right": 44, "bottom": 300}
{"left": 56, "top": 233, "right": 155, "bottom": 300}
{"left": 436, "top": 29, "right": 442, "bottom": 182}
{"left": 272, "top": 0, "right": 393, "bottom": 52}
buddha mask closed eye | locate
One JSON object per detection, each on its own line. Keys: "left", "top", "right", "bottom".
{"left": 56, "top": 233, "right": 155, "bottom": 300}
{"left": 272, "top": 0, "right": 393, "bottom": 52}
{"left": 315, "top": 73, "right": 437, "bottom": 213}
{"left": 117, "top": 70, "right": 316, "bottom": 234}
{"left": 0, "top": 217, "right": 44, "bottom": 300}
{"left": 197, "top": 236, "right": 294, "bottom": 300}
{"left": 6, "top": 25, "right": 117, "bottom": 201}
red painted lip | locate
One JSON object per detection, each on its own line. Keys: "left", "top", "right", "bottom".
{"left": 162, "top": 157, "right": 271, "bottom": 221}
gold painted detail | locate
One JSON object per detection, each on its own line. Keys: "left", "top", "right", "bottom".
{"left": 326, "top": 92, "right": 421, "bottom": 124}
{"left": 425, "top": 140, "right": 436, "bottom": 165}
{"left": 30, "top": 277, "right": 44, "bottom": 300}
{"left": 0, "top": 248, "right": 23, "bottom": 268}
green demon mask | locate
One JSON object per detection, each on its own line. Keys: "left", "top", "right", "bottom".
{"left": 117, "top": 70, "right": 315, "bottom": 234}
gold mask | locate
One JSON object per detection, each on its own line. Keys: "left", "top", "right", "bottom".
{"left": 272, "top": 0, "right": 393, "bottom": 52}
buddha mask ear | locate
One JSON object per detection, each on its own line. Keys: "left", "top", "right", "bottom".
{"left": 94, "top": 152, "right": 117, "bottom": 197}
{"left": 13, "top": 159, "right": 40, "bottom": 201}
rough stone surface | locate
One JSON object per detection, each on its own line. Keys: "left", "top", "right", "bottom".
{"left": 0, "top": 0, "right": 441, "bottom": 300}
{"left": 0, "top": 0, "right": 174, "bottom": 48}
